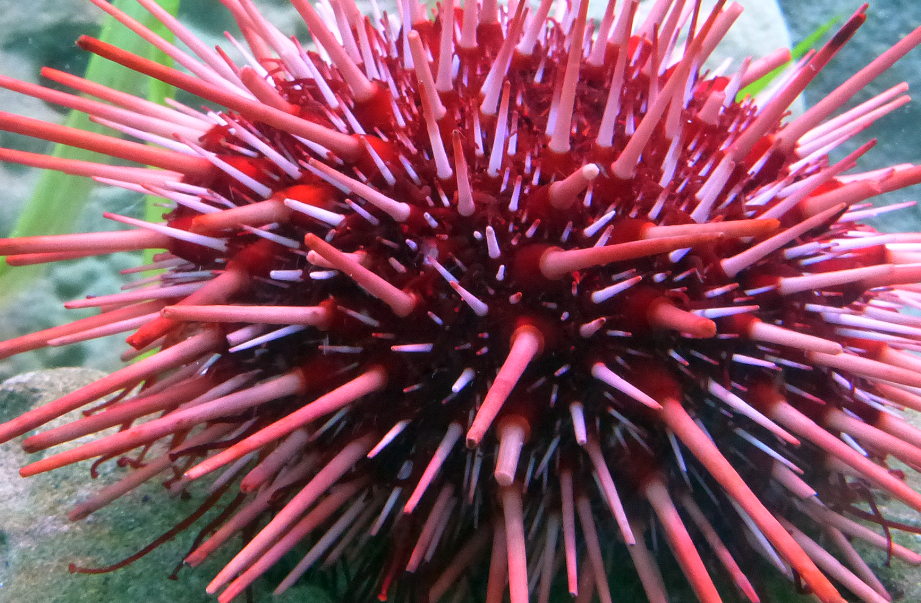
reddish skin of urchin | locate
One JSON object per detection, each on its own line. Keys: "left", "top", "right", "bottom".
{"left": 4, "top": 1, "right": 921, "bottom": 603}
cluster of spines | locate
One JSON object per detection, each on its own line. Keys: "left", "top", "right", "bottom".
{"left": 4, "top": 0, "right": 921, "bottom": 603}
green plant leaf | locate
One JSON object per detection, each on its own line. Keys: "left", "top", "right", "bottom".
{"left": 142, "top": 0, "right": 180, "bottom": 263}
{"left": 738, "top": 15, "right": 840, "bottom": 101}
{"left": 0, "top": 0, "right": 180, "bottom": 299}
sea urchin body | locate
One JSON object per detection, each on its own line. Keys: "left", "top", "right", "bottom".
{"left": 4, "top": 0, "right": 921, "bottom": 602}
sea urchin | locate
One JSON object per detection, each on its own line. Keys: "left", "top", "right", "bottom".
{"left": 3, "top": 0, "right": 921, "bottom": 602}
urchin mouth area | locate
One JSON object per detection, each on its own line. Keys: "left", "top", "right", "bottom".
{"left": 2, "top": 1, "right": 921, "bottom": 603}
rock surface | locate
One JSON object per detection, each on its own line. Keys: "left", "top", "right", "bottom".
{"left": 0, "top": 368, "right": 331, "bottom": 603}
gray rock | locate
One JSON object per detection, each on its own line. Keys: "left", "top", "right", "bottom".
{"left": 0, "top": 368, "right": 332, "bottom": 603}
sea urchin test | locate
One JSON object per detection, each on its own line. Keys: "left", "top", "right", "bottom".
{"left": 2, "top": 0, "right": 921, "bottom": 601}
